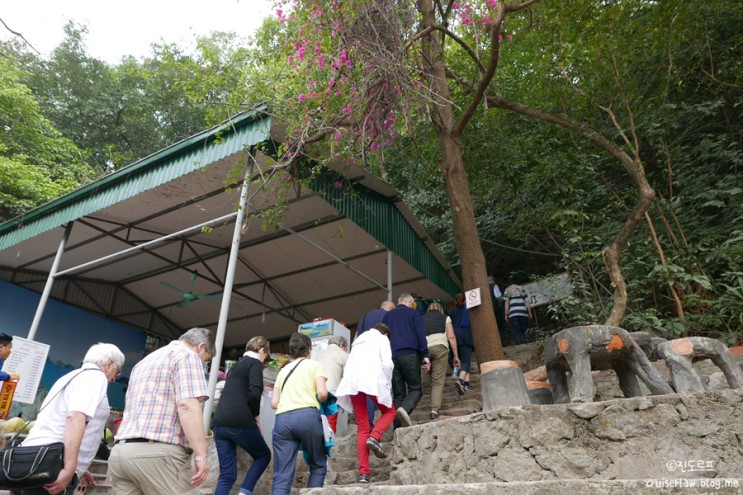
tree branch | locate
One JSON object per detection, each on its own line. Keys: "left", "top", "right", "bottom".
{"left": 700, "top": 67, "right": 743, "bottom": 89}
{"left": 408, "top": 24, "right": 487, "bottom": 76}
{"left": 505, "top": 0, "right": 543, "bottom": 13}
{"left": 0, "top": 17, "right": 40, "bottom": 55}
{"left": 611, "top": 55, "right": 641, "bottom": 161}
{"left": 487, "top": 94, "right": 656, "bottom": 325}
{"left": 454, "top": 3, "right": 506, "bottom": 136}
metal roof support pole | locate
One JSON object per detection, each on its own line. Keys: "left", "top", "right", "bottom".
{"left": 281, "top": 224, "right": 388, "bottom": 292}
{"left": 202, "top": 159, "right": 255, "bottom": 430}
{"left": 54, "top": 212, "right": 238, "bottom": 278}
{"left": 387, "top": 249, "right": 393, "bottom": 301}
{"left": 27, "top": 222, "right": 74, "bottom": 341}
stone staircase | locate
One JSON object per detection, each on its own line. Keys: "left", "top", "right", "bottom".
{"left": 319, "top": 363, "right": 484, "bottom": 487}
{"left": 298, "top": 347, "right": 743, "bottom": 495}
{"left": 62, "top": 363, "right": 484, "bottom": 495}
{"left": 21, "top": 344, "right": 741, "bottom": 495}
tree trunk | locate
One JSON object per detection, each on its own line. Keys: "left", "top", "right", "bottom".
{"left": 487, "top": 95, "right": 655, "bottom": 326}
{"left": 419, "top": 0, "right": 504, "bottom": 363}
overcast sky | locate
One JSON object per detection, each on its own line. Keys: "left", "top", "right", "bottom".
{"left": 0, "top": 0, "right": 273, "bottom": 63}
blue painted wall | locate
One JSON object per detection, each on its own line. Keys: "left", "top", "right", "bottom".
{"left": 0, "top": 280, "right": 147, "bottom": 410}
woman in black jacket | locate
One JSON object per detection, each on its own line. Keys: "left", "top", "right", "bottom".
{"left": 212, "top": 336, "right": 272, "bottom": 495}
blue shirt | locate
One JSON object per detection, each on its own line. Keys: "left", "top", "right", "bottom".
{"left": 383, "top": 304, "right": 429, "bottom": 359}
{"left": 0, "top": 357, "right": 10, "bottom": 382}
{"left": 449, "top": 304, "right": 466, "bottom": 329}
{"left": 454, "top": 306, "right": 473, "bottom": 347}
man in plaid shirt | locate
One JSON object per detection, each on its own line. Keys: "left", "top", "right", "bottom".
{"left": 109, "top": 327, "right": 215, "bottom": 495}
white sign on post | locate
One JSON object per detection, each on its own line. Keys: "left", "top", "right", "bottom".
{"left": 465, "top": 288, "right": 481, "bottom": 309}
{"left": 2, "top": 337, "right": 50, "bottom": 404}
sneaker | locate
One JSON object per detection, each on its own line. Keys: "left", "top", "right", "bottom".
{"left": 396, "top": 407, "right": 412, "bottom": 427}
{"left": 366, "top": 436, "right": 387, "bottom": 459}
{"left": 455, "top": 379, "right": 465, "bottom": 395}
{"left": 430, "top": 411, "right": 439, "bottom": 420}
{"left": 464, "top": 383, "right": 473, "bottom": 392}
{"left": 358, "top": 474, "right": 370, "bottom": 484}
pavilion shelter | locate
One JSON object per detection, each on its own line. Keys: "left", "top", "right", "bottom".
{"left": 0, "top": 106, "right": 461, "bottom": 421}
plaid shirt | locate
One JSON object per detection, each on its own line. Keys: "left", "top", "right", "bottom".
{"left": 116, "top": 340, "right": 208, "bottom": 446}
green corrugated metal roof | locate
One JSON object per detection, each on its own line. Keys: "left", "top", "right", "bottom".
{"left": 0, "top": 105, "right": 459, "bottom": 294}
{"left": 0, "top": 107, "right": 272, "bottom": 250}
{"left": 312, "top": 174, "right": 460, "bottom": 296}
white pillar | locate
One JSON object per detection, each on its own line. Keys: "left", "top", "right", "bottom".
{"left": 202, "top": 160, "right": 254, "bottom": 430}
{"left": 28, "top": 222, "right": 73, "bottom": 341}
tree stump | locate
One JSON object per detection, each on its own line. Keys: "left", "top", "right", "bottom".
{"left": 545, "top": 325, "right": 673, "bottom": 403}
{"left": 479, "top": 360, "right": 530, "bottom": 410}
{"left": 654, "top": 337, "right": 743, "bottom": 393}
{"left": 526, "top": 381, "right": 554, "bottom": 405}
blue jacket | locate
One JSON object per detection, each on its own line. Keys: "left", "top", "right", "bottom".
{"left": 453, "top": 306, "right": 474, "bottom": 348}
{"left": 383, "top": 304, "right": 429, "bottom": 359}
{"left": 356, "top": 308, "right": 388, "bottom": 336}
{"left": 449, "top": 304, "right": 466, "bottom": 329}
{"left": 0, "top": 357, "right": 10, "bottom": 382}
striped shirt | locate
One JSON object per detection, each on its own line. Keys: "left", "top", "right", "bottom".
{"left": 116, "top": 340, "right": 208, "bottom": 446}
{"left": 506, "top": 285, "right": 530, "bottom": 318}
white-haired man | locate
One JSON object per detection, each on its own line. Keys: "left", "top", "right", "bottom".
{"left": 315, "top": 335, "right": 349, "bottom": 432}
{"left": 109, "top": 327, "right": 215, "bottom": 495}
{"left": 14, "top": 343, "right": 125, "bottom": 495}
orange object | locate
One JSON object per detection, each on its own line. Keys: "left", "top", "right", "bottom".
{"left": 0, "top": 379, "right": 18, "bottom": 419}
{"left": 479, "top": 360, "right": 520, "bottom": 374}
{"left": 671, "top": 338, "right": 694, "bottom": 356}
{"left": 525, "top": 381, "right": 552, "bottom": 390}
{"left": 607, "top": 334, "right": 625, "bottom": 352}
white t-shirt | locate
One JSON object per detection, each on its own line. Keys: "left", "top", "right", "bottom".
{"left": 23, "top": 363, "right": 110, "bottom": 476}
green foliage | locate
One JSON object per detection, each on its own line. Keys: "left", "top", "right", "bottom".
{"left": 1, "top": 0, "right": 740, "bottom": 344}
{"left": 8, "top": 22, "right": 253, "bottom": 174}
{"left": 0, "top": 56, "right": 94, "bottom": 221}
{"left": 380, "top": 0, "right": 743, "bottom": 340}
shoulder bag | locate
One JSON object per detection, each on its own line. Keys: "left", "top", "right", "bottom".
{"left": 0, "top": 368, "right": 99, "bottom": 489}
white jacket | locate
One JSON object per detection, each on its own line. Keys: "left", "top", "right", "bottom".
{"left": 335, "top": 328, "right": 394, "bottom": 412}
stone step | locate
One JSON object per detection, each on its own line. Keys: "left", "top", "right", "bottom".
{"left": 410, "top": 405, "right": 482, "bottom": 423}
{"left": 300, "top": 478, "right": 743, "bottom": 494}
{"left": 414, "top": 392, "right": 483, "bottom": 408}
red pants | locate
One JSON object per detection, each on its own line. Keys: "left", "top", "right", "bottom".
{"left": 327, "top": 412, "right": 338, "bottom": 433}
{"left": 350, "top": 392, "right": 395, "bottom": 475}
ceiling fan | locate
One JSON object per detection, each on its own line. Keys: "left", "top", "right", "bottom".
{"left": 161, "top": 272, "right": 223, "bottom": 308}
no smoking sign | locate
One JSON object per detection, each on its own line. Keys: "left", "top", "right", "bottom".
{"left": 465, "top": 288, "right": 481, "bottom": 309}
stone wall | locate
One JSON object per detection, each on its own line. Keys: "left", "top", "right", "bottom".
{"left": 390, "top": 389, "right": 743, "bottom": 485}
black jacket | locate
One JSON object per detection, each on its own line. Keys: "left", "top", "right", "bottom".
{"left": 212, "top": 355, "right": 263, "bottom": 429}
